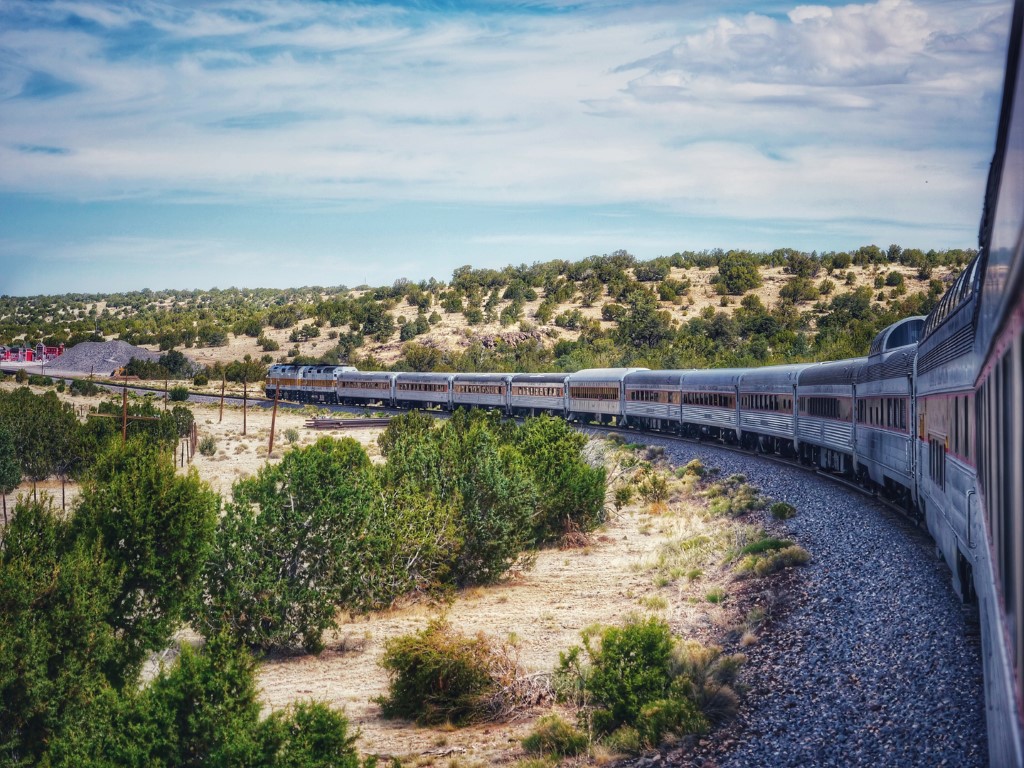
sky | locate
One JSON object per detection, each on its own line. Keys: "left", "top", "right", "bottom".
{"left": 0, "top": 0, "right": 1015, "bottom": 296}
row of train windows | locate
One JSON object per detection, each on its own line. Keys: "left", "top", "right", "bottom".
{"left": 856, "top": 397, "right": 908, "bottom": 431}
{"left": 799, "top": 397, "right": 852, "bottom": 421}
{"left": 977, "top": 334, "right": 1022, "bottom": 694}
{"left": 511, "top": 386, "right": 564, "bottom": 397}
{"left": 682, "top": 392, "right": 735, "bottom": 408}
{"left": 569, "top": 386, "right": 619, "bottom": 401}
{"left": 627, "top": 390, "right": 679, "bottom": 404}
{"left": 455, "top": 385, "right": 503, "bottom": 395}
{"left": 740, "top": 394, "right": 792, "bottom": 412}
{"left": 341, "top": 381, "right": 390, "bottom": 390}
{"left": 919, "top": 394, "right": 974, "bottom": 463}
{"left": 397, "top": 383, "right": 448, "bottom": 393}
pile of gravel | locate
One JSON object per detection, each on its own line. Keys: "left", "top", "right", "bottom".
{"left": 43, "top": 340, "right": 162, "bottom": 375}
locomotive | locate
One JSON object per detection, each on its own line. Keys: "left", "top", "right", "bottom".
{"left": 267, "top": 2, "right": 1024, "bottom": 762}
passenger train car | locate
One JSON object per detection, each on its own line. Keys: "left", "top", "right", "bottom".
{"left": 267, "top": 4, "right": 1024, "bottom": 761}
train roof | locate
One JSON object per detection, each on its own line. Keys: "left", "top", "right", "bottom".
{"left": 858, "top": 347, "right": 916, "bottom": 382}
{"left": 394, "top": 371, "right": 454, "bottom": 382}
{"left": 680, "top": 368, "right": 745, "bottom": 386}
{"left": 624, "top": 369, "right": 689, "bottom": 387}
{"left": 738, "top": 363, "right": 812, "bottom": 388}
{"left": 509, "top": 372, "right": 570, "bottom": 383}
{"left": 869, "top": 316, "right": 926, "bottom": 357}
{"left": 566, "top": 367, "right": 648, "bottom": 383}
{"left": 798, "top": 358, "right": 866, "bottom": 386}
{"left": 338, "top": 370, "right": 396, "bottom": 380}
{"left": 452, "top": 372, "right": 513, "bottom": 382}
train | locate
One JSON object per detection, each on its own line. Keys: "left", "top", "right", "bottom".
{"left": 266, "top": 2, "right": 1024, "bottom": 763}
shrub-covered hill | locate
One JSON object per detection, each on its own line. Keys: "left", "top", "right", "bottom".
{"left": 1, "top": 245, "right": 969, "bottom": 374}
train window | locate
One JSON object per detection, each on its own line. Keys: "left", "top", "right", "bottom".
{"left": 929, "top": 436, "right": 946, "bottom": 489}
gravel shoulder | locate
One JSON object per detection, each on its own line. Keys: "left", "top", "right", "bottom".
{"left": 627, "top": 435, "right": 988, "bottom": 768}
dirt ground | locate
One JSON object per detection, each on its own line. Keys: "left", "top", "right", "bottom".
{"left": 2, "top": 382, "right": 777, "bottom": 765}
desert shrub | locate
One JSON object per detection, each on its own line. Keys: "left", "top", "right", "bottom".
{"left": 613, "top": 484, "right": 634, "bottom": 511}
{"left": 259, "top": 334, "right": 281, "bottom": 352}
{"left": 70, "top": 378, "right": 101, "bottom": 396}
{"left": 673, "top": 641, "right": 744, "bottom": 725}
{"left": 517, "top": 415, "right": 606, "bottom": 542}
{"left": 198, "top": 435, "right": 217, "bottom": 456}
{"left": 555, "top": 617, "right": 708, "bottom": 749}
{"left": 27, "top": 374, "right": 53, "bottom": 387}
{"left": 73, "top": 439, "right": 219, "bottom": 683}
{"left": 739, "top": 537, "right": 792, "bottom": 556}
{"left": 197, "top": 437, "right": 378, "bottom": 653}
{"left": 168, "top": 385, "right": 190, "bottom": 402}
{"left": 601, "top": 302, "right": 626, "bottom": 321}
{"left": 377, "top": 618, "right": 508, "bottom": 726}
{"left": 14, "top": 369, "right": 28, "bottom": 383}
{"left": 703, "top": 475, "right": 765, "bottom": 516}
{"left": 170, "top": 404, "right": 194, "bottom": 437}
{"left": 770, "top": 501, "right": 796, "bottom": 520}
{"left": 736, "top": 544, "right": 810, "bottom": 577}
{"left": 54, "top": 635, "right": 370, "bottom": 768}
{"left": 284, "top": 427, "right": 300, "bottom": 444}
{"left": 521, "top": 714, "right": 588, "bottom": 756}
{"left": 259, "top": 700, "right": 366, "bottom": 768}
{"left": 192, "top": 372, "right": 209, "bottom": 386}
{"left": 676, "top": 458, "right": 710, "bottom": 479}
{"left": 638, "top": 472, "right": 668, "bottom": 504}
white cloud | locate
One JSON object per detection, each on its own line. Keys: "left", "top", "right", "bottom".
{"left": 0, "top": 0, "right": 1012, "bottom": 243}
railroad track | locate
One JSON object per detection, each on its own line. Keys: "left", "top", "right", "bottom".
{"left": 305, "top": 417, "right": 392, "bottom": 429}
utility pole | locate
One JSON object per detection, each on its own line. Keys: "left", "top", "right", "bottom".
{"left": 122, "top": 376, "right": 128, "bottom": 443}
{"left": 219, "top": 375, "right": 225, "bottom": 423}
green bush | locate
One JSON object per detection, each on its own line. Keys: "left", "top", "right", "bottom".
{"left": 284, "top": 427, "right": 300, "bottom": 444}
{"left": 192, "top": 372, "right": 209, "bottom": 386}
{"left": 70, "top": 378, "right": 101, "bottom": 396}
{"left": 555, "top": 617, "right": 708, "bottom": 748}
{"left": 198, "top": 435, "right": 217, "bottom": 456}
{"left": 197, "top": 437, "right": 378, "bottom": 653}
{"left": 168, "top": 385, "right": 190, "bottom": 402}
{"left": 770, "top": 501, "right": 796, "bottom": 520}
{"left": 377, "top": 618, "right": 505, "bottom": 726}
{"left": 521, "top": 714, "right": 588, "bottom": 756}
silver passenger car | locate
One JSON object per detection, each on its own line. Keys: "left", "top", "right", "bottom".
{"left": 394, "top": 372, "right": 453, "bottom": 410}
{"left": 622, "top": 370, "right": 686, "bottom": 432}
{"left": 508, "top": 372, "right": 569, "bottom": 417}
{"left": 566, "top": 368, "right": 646, "bottom": 424}
{"left": 679, "top": 369, "right": 742, "bottom": 442}
{"left": 857, "top": 317, "right": 924, "bottom": 507}
{"left": 452, "top": 373, "right": 512, "bottom": 412}
{"left": 336, "top": 370, "right": 397, "bottom": 407}
{"left": 796, "top": 358, "right": 864, "bottom": 472}
{"left": 738, "top": 364, "right": 809, "bottom": 455}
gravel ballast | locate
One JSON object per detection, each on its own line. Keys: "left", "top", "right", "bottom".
{"left": 612, "top": 434, "right": 987, "bottom": 768}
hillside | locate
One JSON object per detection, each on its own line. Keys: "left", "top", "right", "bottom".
{"left": 1, "top": 246, "right": 968, "bottom": 375}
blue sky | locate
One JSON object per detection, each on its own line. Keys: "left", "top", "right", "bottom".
{"left": 0, "top": 0, "right": 1014, "bottom": 295}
